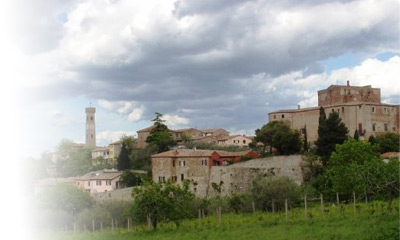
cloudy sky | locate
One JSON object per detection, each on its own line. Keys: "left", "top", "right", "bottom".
{"left": 3, "top": 0, "right": 399, "bottom": 157}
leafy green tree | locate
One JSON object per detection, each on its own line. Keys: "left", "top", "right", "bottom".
{"left": 325, "top": 139, "right": 399, "bottom": 211}
{"left": 272, "top": 126, "right": 302, "bottom": 155}
{"left": 254, "top": 121, "right": 301, "bottom": 155}
{"left": 35, "top": 183, "right": 93, "bottom": 214}
{"left": 315, "top": 108, "right": 348, "bottom": 166}
{"left": 120, "top": 170, "right": 143, "bottom": 187}
{"left": 181, "top": 133, "right": 192, "bottom": 144}
{"left": 121, "top": 135, "right": 136, "bottom": 154}
{"left": 146, "top": 112, "right": 177, "bottom": 153}
{"left": 228, "top": 194, "right": 247, "bottom": 214}
{"left": 252, "top": 176, "right": 300, "bottom": 212}
{"left": 326, "top": 140, "right": 381, "bottom": 198}
{"left": 130, "top": 147, "right": 155, "bottom": 171}
{"left": 55, "top": 139, "right": 92, "bottom": 177}
{"left": 131, "top": 180, "right": 194, "bottom": 229}
{"left": 376, "top": 132, "right": 400, "bottom": 153}
{"left": 117, "top": 142, "right": 131, "bottom": 170}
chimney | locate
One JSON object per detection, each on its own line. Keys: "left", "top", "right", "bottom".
{"left": 347, "top": 80, "right": 350, "bottom": 86}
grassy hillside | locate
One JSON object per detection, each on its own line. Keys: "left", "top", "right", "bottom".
{"left": 36, "top": 202, "right": 399, "bottom": 240}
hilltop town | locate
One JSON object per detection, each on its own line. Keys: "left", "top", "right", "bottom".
{"left": 33, "top": 82, "right": 399, "bottom": 198}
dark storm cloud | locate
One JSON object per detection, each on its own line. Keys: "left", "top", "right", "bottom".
{"left": 24, "top": 0, "right": 400, "bottom": 132}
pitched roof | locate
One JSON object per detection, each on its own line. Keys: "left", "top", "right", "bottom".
{"left": 137, "top": 125, "right": 156, "bottom": 133}
{"left": 78, "top": 169, "right": 122, "bottom": 180}
{"left": 216, "top": 135, "right": 253, "bottom": 141}
{"left": 381, "top": 152, "right": 400, "bottom": 158}
{"left": 152, "top": 149, "right": 254, "bottom": 158}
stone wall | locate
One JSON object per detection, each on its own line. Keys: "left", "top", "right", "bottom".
{"left": 205, "top": 155, "right": 304, "bottom": 198}
{"left": 91, "top": 187, "right": 134, "bottom": 203}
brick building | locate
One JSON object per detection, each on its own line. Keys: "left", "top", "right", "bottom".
{"left": 268, "top": 82, "right": 400, "bottom": 143}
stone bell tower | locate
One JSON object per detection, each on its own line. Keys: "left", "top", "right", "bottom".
{"left": 85, "top": 107, "right": 96, "bottom": 148}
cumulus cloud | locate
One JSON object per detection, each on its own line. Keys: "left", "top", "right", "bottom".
{"left": 97, "top": 130, "right": 137, "bottom": 146}
{"left": 98, "top": 99, "right": 145, "bottom": 122}
{"left": 162, "top": 114, "right": 190, "bottom": 128}
{"left": 12, "top": 0, "right": 400, "bottom": 135}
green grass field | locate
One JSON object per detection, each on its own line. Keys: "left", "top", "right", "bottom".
{"left": 36, "top": 202, "right": 399, "bottom": 240}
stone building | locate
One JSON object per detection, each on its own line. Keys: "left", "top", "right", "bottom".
{"left": 268, "top": 82, "right": 400, "bottom": 143}
{"left": 136, "top": 126, "right": 230, "bottom": 149}
{"left": 151, "top": 149, "right": 259, "bottom": 197}
{"left": 217, "top": 135, "right": 253, "bottom": 147}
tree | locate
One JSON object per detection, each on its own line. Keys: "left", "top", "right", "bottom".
{"left": 254, "top": 121, "right": 301, "bottom": 155}
{"left": 35, "top": 183, "right": 93, "bottom": 214}
{"left": 146, "top": 112, "right": 177, "bottom": 153}
{"left": 120, "top": 170, "right": 143, "bottom": 187}
{"left": 326, "top": 140, "right": 381, "bottom": 198}
{"left": 121, "top": 135, "right": 136, "bottom": 155}
{"left": 368, "top": 135, "right": 377, "bottom": 145}
{"left": 228, "top": 194, "right": 247, "bottom": 214}
{"left": 315, "top": 108, "right": 349, "bottom": 166}
{"left": 272, "top": 127, "right": 302, "bottom": 155}
{"left": 131, "top": 180, "right": 194, "bottom": 229}
{"left": 303, "top": 124, "right": 309, "bottom": 152}
{"left": 325, "top": 139, "right": 399, "bottom": 212}
{"left": 117, "top": 142, "right": 131, "bottom": 170}
{"left": 55, "top": 139, "right": 92, "bottom": 177}
{"left": 353, "top": 130, "right": 359, "bottom": 140}
{"left": 252, "top": 176, "right": 300, "bottom": 212}
{"left": 376, "top": 132, "right": 400, "bottom": 153}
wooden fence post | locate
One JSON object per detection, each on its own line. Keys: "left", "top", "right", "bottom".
{"left": 285, "top": 199, "right": 288, "bottom": 221}
{"left": 198, "top": 209, "right": 202, "bottom": 227}
{"left": 92, "top": 220, "right": 95, "bottom": 232}
{"left": 127, "top": 218, "right": 130, "bottom": 232}
{"left": 304, "top": 195, "right": 307, "bottom": 219}
{"left": 100, "top": 222, "right": 103, "bottom": 232}
{"left": 353, "top": 191, "right": 356, "bottom": 214}
{"left": 252, "top": 201, "right": 256, "bottom": 214}
{"left": 111, "top": 218, "right": 114, "bottom": 232}
{"left": 320, "top": 193, "right": 324, "bottom": 214}
{"left": 336, "top": 192, "right": 340, "bottom": 206}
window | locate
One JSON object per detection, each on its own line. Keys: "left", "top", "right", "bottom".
{"left": 243, "top": 140, "right": 246, "bottom": 144}
{"left": 179, "top": 160, "right": 185, "bottom": 167}
{"left": 372, "top": 124, "right": 376, "bottom": 131}
{"left": 202, "top": 159, "right": 207, "bottom": 166}
{"left": 372, "top": 107, "right": 375, "bottom": 113}
{"left": 342, "top": 107, "right": 344, "bottom": 113}
{"left": 96, "top": 180, "right": 102, "bottom": 186}
{"left": 358, "top": 123, "right": 363, "bottom": 134}
{"left": 359, "top": 105, "right": 362, "bottom": 109}
{"left": 384, "top": 124, "right": 388, "bottom": 131}
{"left": 281, "top": 114, "right": 285, "bottom": 118}
{"left": 106, "top": 180, "right": 111, "bottom": 186}
{"left": 180, "top": 174, "right": 184, "bottom": 181}
{"left": 274, "top": 115, "right": 276, "bottom": 119}
{"left": 90, "top": 116, "right": 93, "bottom": 120}
{"left": 158, "top": 176, "right": 165, "bottom": 182}
{"left": 91, "top": 134, "right": 93, "bottom": 139}
{"left": 171, "top": 176, "right": 177, "bottom": 182}
{"left": 331, "top": 109, "right": 334, "bottom": 113}
{"left": 384, "top": 108, "right": 387, "bottom": 114}
{"left": 88, "top": 181, "right": 90, "bottom": 186}
{"left": 172, "top": 159, "right": 175, "bottom": 167}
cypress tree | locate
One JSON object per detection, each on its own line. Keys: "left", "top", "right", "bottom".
{"left": 353, "top": 130, "right": 359, "bottom": 140}
{"left": 117, "top": 143, "right": 131, "bottom": 170}
{"left": 315, "top": 108, "right": 348, "bottom": 166}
